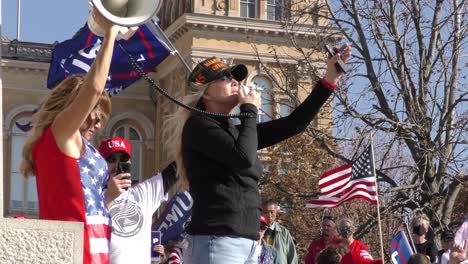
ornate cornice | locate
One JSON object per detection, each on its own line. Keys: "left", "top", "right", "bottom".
{"left": 165, "top": 13, "right": 342, "bottom": 42}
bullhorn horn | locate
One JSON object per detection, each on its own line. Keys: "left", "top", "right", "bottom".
{"left": 87, "top": 0, "right": 162, "bottom": 39}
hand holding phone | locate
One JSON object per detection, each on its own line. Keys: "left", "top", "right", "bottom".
{"left": 116, "top": 161, "right": 131, "bottom": 178}
{"left": 324, "top": 44, "right": 347, "bottom": 73}
{"left": 116, "top": 161, "right": 132, "bottom": 190}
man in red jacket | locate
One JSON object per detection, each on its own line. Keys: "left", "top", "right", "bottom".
{"left": 338, "top": 218, "right": 382, "bottom": 264}
{"left": 305, "top": 216, "right": 341, "bottom": 264}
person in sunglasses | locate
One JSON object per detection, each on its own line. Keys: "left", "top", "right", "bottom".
{"left": 305, "top": 216, "right": 341, "bottom": 264}
{"left": 163, "top": 47, "right": 351, "bottom": 263}
{"left": 98, "top": 136, "right": 178, "bottom": 264}
{"left": 338, "top": 218, "right": 382, "bottom": 264}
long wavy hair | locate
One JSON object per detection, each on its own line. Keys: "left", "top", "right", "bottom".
{"left": 162, "top": 82, "right": 209, "bottom": 191}
{"left": 20, "top": 75, "right": 111, "bottom": 176}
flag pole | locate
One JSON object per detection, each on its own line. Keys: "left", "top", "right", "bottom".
{"left": 16, "top": 0, "right": 21, "bottom": 40}
{"left": 149, "top": 19, "right": 192, "bottom": 72}
{"left": 370, "top": 132, "right": 385, "bottom": 263}
{"left": 403, "top": 218, "right": 417, "bottom": 253}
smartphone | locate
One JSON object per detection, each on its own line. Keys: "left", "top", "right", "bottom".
{"left": 116, "top": 161, "right": 131, "bottom": 176}
{"left": 324, "top": 44, "right": 347, "bottom": 73}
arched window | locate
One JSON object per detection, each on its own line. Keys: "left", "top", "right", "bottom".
{"left": 279, "top": 99, "right": 291, "bottom": 117}
{"left": 9, "top": 117, "right": 38, "bottom": 216}
{"left": 113, "top": 125, "right": 143, "bottom": 184}
{"left": 251, "top": 75, "right": 273, "bottom": 123}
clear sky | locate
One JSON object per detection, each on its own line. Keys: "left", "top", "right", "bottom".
{"left": 2, "top": 0, "right": 90, "bottom": 43}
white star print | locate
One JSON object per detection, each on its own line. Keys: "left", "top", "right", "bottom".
{"left": 84, "top": 187, "right": 91, "bottom": 196}
{"left": 87, "top": 197, "right": 95, "bottom": 207}
{"left": 82, "top": 166, "right": 90, "bottom": 175}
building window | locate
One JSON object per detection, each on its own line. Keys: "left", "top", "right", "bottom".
{"left": 251, "top": 75, "right": 273, "bottom": 123}
{"left": 9, "top": 117, "right": 38, "bottom": 215}
{"left": 240, "top": 0, "right": 256, "bottom": 18}
{"left": 267, "top": 0, "right": 282, "bottom": 20}
{"left": 279, "top": 100, "right": 291, "bottom": 117}
{"left": 113, "top": 125, "right": 143, "bottom": 184}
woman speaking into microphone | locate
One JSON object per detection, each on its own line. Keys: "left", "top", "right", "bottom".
{"left": 163, "top": 45, "right": 351, "bottom": 264}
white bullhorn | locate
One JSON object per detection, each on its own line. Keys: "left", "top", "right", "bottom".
{"left": 87, "top": 0, "right": 162, "bottom": 39}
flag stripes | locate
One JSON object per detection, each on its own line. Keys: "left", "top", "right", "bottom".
{"left": 306, "top": 145, "right": 378, "bottom": 208}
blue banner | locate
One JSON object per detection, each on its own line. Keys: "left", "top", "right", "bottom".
{"left": 153, "top": 191, "right": 193, "bottom": 246}
{"left": 47, "top": 22, "right": 170, "bottom": 96}
{"left": 390, "top": 231, "right": 414, "bottom": 264}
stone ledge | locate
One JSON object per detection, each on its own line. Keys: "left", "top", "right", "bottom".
{"left": 0, "top": 218, "right": 83, "bottom": 264}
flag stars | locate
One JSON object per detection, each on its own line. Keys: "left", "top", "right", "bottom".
{"left": 98, "top": 168, "right": 105, "bottom": 177}
{"left": 88, "top": 157, "right": 96, "bottom": 165}
{"left": 82, "top": 166, "right": 90, "bottom": 175}
{"left": 87, "top": 197, "right": 95, "bottom": 207}
{"left": 91, "top": 177, "right": 98, "bottom": 186}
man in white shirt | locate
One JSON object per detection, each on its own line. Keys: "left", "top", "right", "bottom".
{"left": 100, "top": 136, "right": 177, "bottom": 264}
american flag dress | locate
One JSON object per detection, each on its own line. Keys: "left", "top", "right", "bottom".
{"left": 33, "top": 127, "right": 111, "bottom": 264}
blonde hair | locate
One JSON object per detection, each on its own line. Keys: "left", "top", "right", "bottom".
{"left": 20, "top": 75, "right": 111, "bottom": 176}
{"left": 411, "top": 211, "right": 430, "bottom": 228}
{"left": 162, "top": 82, "right": 209, "bottom": 191}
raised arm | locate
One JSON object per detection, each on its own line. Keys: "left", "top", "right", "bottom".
{"left": 51, "top": 10, "right": 121, "bottom": 155}
{"left": 255, "top": 44, "right": 352, "bottom": 149}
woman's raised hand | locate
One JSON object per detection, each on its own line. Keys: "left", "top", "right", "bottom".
{"left": 324, "top": 44, "right": 352, "bottom": 85}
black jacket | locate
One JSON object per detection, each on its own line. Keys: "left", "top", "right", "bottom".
{"left": 182, "top": 80, "right": 333, "bottom": 240}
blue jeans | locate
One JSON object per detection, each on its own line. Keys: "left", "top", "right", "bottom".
{"left": 183, "top": 235, "right": 259, "bottom": 264}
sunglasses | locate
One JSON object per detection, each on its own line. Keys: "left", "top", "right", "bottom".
{"left": 105, "top": 154, "right": 130, "bottom": 163}
{"left": 219, "top": 72, "right": 234, "bottom": 83}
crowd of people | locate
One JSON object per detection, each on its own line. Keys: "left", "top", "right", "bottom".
{"left": 18, "top": 7, "right": 467, "bottom": 264}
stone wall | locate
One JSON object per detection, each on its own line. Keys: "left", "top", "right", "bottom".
{"left": 0, "top": 218, "right": 83, "bottom": 263}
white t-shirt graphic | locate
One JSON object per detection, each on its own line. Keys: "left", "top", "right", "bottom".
{"left": 109, "top": 174, "right": 167, "bottom": 264}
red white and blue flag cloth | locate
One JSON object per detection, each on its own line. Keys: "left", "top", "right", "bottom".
{"left": 306, "top": 145, "right": 378, "bottom": 208}
{"left": 390, "top": 231, "right": 414, "bottom": 264}
{"left": 47, "top": 21, "right": 171, "bottom": 96}
{"left": 152, "top": 191, "right": 193, "bottom": 246}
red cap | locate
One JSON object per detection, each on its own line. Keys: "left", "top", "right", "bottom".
{"left": 260, "top": 215, "right": 268, "bottom": 225}
{"left": 98, "top": 136, "right": 132, "bottom": 159}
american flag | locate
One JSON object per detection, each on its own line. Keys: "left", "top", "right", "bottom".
{"left": 306, "top": 145, "right": 378, "bottom": 208}
{"left": 78, "top": 141, "right": 112, "bottom": 263}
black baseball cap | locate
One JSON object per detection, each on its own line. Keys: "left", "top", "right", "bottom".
{"left": 188, "top": 57, "right": 248, "bottom": 84}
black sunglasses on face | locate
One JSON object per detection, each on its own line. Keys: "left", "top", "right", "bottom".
{"left": 105, "top": 154, "right": 130, "bottom": 163}
{"left": 219, "top": 72, "right": 234, "bottom": 82}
